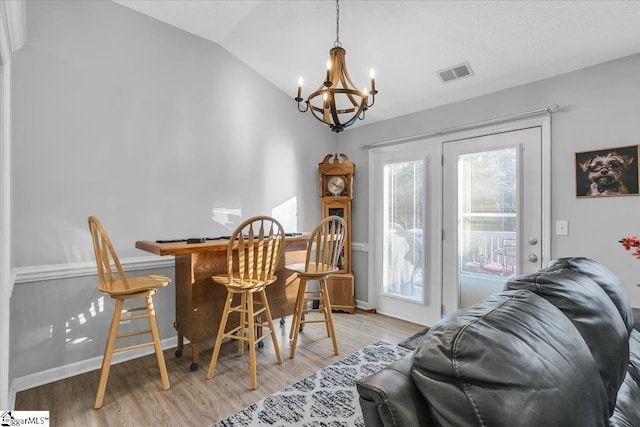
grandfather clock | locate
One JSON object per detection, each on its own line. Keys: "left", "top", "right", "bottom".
{"left": 319, "top": 153, "right": 355, "bottom": 314}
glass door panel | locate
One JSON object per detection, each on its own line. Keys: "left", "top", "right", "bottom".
{"left": 458, "top": 148, "right": 518, "bottom": 308}
{"left": 383, "top": 160, "right": 424, "bottom": 302}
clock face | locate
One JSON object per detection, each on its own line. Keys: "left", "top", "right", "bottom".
{"left": 327, "top": 176, "right": 346, "bottom": 196}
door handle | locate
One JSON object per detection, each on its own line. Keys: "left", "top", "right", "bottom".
{"left": 528, "top": 254, "right": 538, "bottom": 263}
{"left": 528, "top": 237, "right": 538, "bottom": 245}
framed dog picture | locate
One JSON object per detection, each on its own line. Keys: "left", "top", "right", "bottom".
{"left": 575, "top": 145, "right": 639, "bottom": 197}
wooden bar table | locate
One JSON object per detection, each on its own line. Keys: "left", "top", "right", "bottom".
{"left": 135, "top": 235, "right": 309, "bottom": 371}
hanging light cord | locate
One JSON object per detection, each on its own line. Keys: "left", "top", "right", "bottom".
{"left": 334, "top": 0, "right": 342, "bottom": 48}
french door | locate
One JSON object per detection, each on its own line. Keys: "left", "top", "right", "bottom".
{"left": 370, "top": 118, "right": 549, "bottom": 325}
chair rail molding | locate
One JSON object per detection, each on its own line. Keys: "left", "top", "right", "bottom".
{"left": 12, "top": 256, "right": 175, "bottom": 285}
{"left": 352, "top": 241, "right": 368, "bottom": 252}
{"left": 13, "top": 243, "right": 367, "bottom": 285}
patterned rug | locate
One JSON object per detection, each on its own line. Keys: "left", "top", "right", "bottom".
{"left": 211, "top": 340, "right": 411, "bottom": 427}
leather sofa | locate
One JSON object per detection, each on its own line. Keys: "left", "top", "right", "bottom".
{"left": 356, "top": 258, "right": 640, "bottom": 426}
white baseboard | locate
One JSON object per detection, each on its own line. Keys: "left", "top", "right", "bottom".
{"left": 355, "top": 299, "right": 372, "bottom": 311}
{"left": 8, "top": 383, "right": 15, "bottom": 410}
{"left": 374, "top": 308, "right": 430, "bottom": 327}
{"left": 10, "top": 335, "right": 178, "bottom": 398}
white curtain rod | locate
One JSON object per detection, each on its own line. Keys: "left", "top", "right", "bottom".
{"left": 359, "top": 104, "right": 559, "bottom": 150}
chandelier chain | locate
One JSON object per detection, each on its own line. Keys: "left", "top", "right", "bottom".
{"left": 334, "top": 0, "right": 341, "bottom": 48}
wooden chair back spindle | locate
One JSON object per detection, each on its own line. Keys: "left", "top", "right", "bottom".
{"left": 89, "top": 216, "right": 129, "bottom": 291}
{"left": 227, "top": 216, "right": 285, "bottom": 286}
{"left": 307, "top": 215, "right": 347, "bottom": 274}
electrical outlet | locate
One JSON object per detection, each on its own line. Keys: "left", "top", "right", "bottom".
{"left": 555, "top": 220, "right": 568, "bottom": 236}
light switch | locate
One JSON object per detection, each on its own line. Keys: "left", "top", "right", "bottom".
{"left": 556, "top": 220, "right": 568, "bottom": 236}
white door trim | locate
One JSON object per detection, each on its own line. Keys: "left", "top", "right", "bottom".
{"left": 1, "top": 0, "right": 26, "bottom": 409}
{"left": 0, "top": 61, "right": 10, "bottom": 410}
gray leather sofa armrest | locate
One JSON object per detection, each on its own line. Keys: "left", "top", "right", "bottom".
{"left": 356, "top": 354, "right": 433, "bottom": 427}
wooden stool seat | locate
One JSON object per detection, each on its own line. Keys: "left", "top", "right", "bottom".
{"left": 97, "top": 274, "right": 169, "bottom": 295}
{"left": 286, "top": 216, "right": 347, "bottom": 359}
{"left": 206, "top": 216, "right": 285, "bottom": 390}
{"left": 286, "top": 262, "right": 338, "bottom": 278}
{"left": 88, "top": 216, "right": 171, "bottom": 409}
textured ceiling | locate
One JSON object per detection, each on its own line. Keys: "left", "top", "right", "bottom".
{"left": 113, "top": 0, "right": 640, "bottom": 127}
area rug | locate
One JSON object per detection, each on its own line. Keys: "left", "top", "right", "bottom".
{"left": 397, "top": 327, "right": 430, "bottom": 351}
{"left": 211, "top": 340, "right": 411, "bottom": 427}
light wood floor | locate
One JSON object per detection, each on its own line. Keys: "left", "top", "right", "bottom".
{"left": 15, "top": 310, "right": 424, "bottom": 426}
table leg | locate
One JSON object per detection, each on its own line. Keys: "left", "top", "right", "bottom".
{"left": 190, "top": 341, "right": 200, "bottom": 371}
{"left": 175, "top": 333, "right": 184, "bottom": 358}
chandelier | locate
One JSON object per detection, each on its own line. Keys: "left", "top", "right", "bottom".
{"left": 295, "top": 0, "right": 377, "bottom": 133}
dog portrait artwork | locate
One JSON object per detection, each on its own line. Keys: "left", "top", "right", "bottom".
{"left": 576, "top": 145, "right": 639, "bottom": 197}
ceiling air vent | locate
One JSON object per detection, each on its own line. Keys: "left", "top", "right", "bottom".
{"left": 436, "top": 62, "right": 474, "bottom": 83}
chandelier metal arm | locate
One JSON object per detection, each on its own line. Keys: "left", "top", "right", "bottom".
{"left": 365, "top": 93, "right": 375, "bottom": 108}
{"left": 338, "top": 100, "right": 368, "bottom": 130}
{"left": 296, "top": 99, "right": 309, "bottom": 113}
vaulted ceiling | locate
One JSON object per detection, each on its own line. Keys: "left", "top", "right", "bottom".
{"left": 114, "top": 1, "right": 640, "bottom": 127}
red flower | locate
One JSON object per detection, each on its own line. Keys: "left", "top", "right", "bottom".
{"left": 619, "top": 236, "right": 640, "bottom": 258}
{"left": 619, "top": 236, "right": 640, "bottom": 251}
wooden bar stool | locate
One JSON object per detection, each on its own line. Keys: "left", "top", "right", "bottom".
{"left": 287, "top": 216, "right": 347, "bottom": 359}
{"left": 88, "top": 216, "right": 171, "bottom": 409}
{"left": 206, "top": 216, "right": 285, "bottom": 389}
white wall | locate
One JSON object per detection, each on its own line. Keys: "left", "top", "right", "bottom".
{"left": 339, "top": 53, "right": 640, "bottom": 308}
{"left": 9, "top": 0, "right": 335, "bottom": 389}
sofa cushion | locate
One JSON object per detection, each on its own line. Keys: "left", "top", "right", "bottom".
{"left": 412, "top": 289, "right": 609, "bottom": 427}
{"left": 610, "top": 372, "right": 640, "bottom": 427}
{"left": 630, "top": 329, "right": 640, "bottom": 384}
{"left": 544, "top": 257, "right": 634, "bottom": 333}
{"left": 505, "top": 269, "right": 629, "bottom": 415}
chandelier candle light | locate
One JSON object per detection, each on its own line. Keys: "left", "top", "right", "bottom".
{"left": 295, "top": 0, "right": 377, "bottom": 133}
